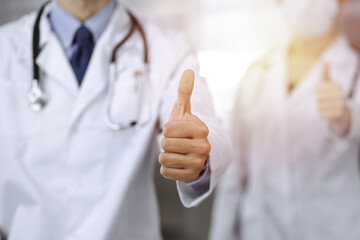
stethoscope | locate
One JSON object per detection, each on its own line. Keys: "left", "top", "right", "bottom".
{"left": 29, "top": 2, "right": 150, "bottom": 131}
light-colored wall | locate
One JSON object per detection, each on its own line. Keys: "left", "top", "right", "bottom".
{"left": 0, "top": 0, "right": 44, "bottom": 25}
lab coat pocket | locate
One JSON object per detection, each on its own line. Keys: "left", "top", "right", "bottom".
{"left": 109, "top": 67, "right": 152, "bottom": 128}
{"left": 0, "top": 81, "right": 42, "bottom": 137}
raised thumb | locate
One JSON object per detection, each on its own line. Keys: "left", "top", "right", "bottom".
{"left": 176, "top": 69, "right": 195, "bottom": 115}
{"left": 322, "top": 62, "right": 332, "bottom": 82}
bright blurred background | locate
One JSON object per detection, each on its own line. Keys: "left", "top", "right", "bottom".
{"left": 121, "top": 0, "right": 360, "bottom": 119}
{"left": 123, "top": 0, "right": 290, "bottom": 119}
{"left": 1, "top": 0, "right": 359, "bottom": 239}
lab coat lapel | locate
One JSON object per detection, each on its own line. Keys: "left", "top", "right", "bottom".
{"left": 69, "top": 5, "right": 132, "bottom": 125}
{"left": 36, "top": 5, "right": 79, "bottom": 97}
{"left": 36, "top": 34, "right": 79, "bottom": 97}
{"left": 289, "top": 60, "right": 322, "bottom": 104}
{"left": 264, "top": 40, "right": 322, "bottom": 105}
{"left": 273, "top": 43, "right": 318, "bottom": 105}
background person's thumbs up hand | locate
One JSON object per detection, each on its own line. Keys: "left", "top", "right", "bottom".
{"left": 159, "top": 70, "right": 211, "bottom": 183}
{"left": 317, "top": 62, "right": 350, "bottom": 129}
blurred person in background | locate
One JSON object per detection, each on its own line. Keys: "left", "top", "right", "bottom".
{"left": 210, "top": 0, "right": 360, "bottom": 239}
{"left": 0, "top": 0, "right": 232, "bottom": 239}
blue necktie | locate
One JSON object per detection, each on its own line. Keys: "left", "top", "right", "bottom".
{"left": 70, "top": 26, "right": 94, "bottom": 85}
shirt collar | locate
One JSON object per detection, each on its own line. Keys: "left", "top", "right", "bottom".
{"left": 49, "top": 0, "right": 116, "bottom": 48}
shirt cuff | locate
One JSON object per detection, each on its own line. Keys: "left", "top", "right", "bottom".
{"left": 186, "top": 164, "right": 211, "bottom": 192}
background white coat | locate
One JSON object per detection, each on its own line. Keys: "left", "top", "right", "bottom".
{"left": 210, "top": 36, "right": 360, "bottom": 240}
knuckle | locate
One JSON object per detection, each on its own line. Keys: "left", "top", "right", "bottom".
{"left": 200, "top": 141, "right": 211, "bottom": 154}
{"left": 197, "top": 143, "right": 206, "bottom": 154}
{"left": 158, "top": 153, "right": 167, "bottom": 165}
{"left": 200, "top": 124, "right": 209, "bottom": 136}
{"left": 162, "top": 124, "right": 171, "bottom": 137}
{"left": 194, "top": 159, "right": 205, "bottom": 170}
{"left": 161, "top": 138, "right": 169, "bottom": 150}
{"left": 160, "top": 166, "right": 169, "bottom": 178}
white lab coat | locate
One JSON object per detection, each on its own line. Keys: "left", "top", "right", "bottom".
{"left": 0, "top": 4, "right": 231, "bottom": 240}
{"left": 210, "top": 36, "right": 360, "bottom": 240}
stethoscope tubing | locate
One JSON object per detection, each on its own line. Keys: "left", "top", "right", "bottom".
{"left": 30, "top": 2, "right": 150, "bottom": 129}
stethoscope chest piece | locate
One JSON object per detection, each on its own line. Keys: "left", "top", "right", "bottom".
{"left": 28, "top": 79, "right": 47, "bottom": 112}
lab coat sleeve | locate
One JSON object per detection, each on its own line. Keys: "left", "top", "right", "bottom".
{"left": 185, "top": 163, "right": 211, "bottom": 192}
{"left": 158, "top": 48, "right": 233, "bottom": 208}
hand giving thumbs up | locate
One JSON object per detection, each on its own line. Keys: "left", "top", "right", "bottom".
{"left": 316, "top": 62, "right": 350, "bottom": 128}
{"left": 159, "top": 70, "right": 210, "bottom": 183}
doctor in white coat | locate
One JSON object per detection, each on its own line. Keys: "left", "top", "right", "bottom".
{"left": 210, "top": 0, "right": 360, "bottom": 239}
{"left": 0, "top": 0, "right": 231, "bottom": 239}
